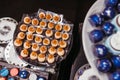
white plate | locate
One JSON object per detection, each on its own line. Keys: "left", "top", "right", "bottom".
{"left": 0, "top": 17, "right": 18, "bottom": 44}
{"left": 4, "top": 41, "right": 28, "bottom": 67}
{"left": 82, "top": 0, "right": 109, "bottom": 80}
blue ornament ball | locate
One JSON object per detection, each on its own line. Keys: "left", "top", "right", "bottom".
{"left": 112, "top": 71, "right": 120, "bottom": 80}
{"left": 105, "top": 0, "right": 118, "bottom": 7}
{"left": 19, "top": 70, "right": 29, "bottom": 79}
{"left": 97, "top": 59, "right": 112, "bottom": 72}
{"left": 112, "top": 56, "right": 120, "bottom": 68}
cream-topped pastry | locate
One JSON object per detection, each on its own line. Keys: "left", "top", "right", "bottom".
{"left": 51, "top": 39, "right": 58, "bottom": 47}
{"left": 48, "top": 22, "right": 54, "bottom": 29}
{"left": 20, "top": 49, "right": 29, "bottom": 57}
{"left": 17, "top": 32, "right": 25, "bottom": 39}
{"left": 43, "top": 38, "right": 50, "bottom": 45}
{"left": 45, "top": 29, "right": 53, "bottom": 37}
{"left": 30, "top": 52, "right": 38, "bottom": 60}
{"left": 14, "top": 38, "right": 22, "bottom": 46}
{"left": 55, "top": 31, "right": 62, "bottom": 39}
{"left": 48, "top": 47, "right": 56, "bottom": 55}
{"left": 24, "top": 16, "right": 31, "bottom": 24}
{"left": 53, "top": 15, "right": 60, "bottom": 22}
{"left": 27, "top": 33, "right": 34, "bottom": 41}
{"left": 46, "top": 13, "right": 52, "bottom": 21}
{"left": 39, "top": 12, "right": 46, "bottom": 19}
{"left": 63, "top": 24, "right": 71, "bottom": 32}
{"left": 23, "top": 41, "right": 31, "bottom": 49}
{"left": 57, "top": 47, "right": 65, "bottom": 56}
{"left": 47, "top": 54, "right": 55, "bottom": 64}
{"left": 59, "top": 40, "right": 67, "bottom": 48}
{"left": 110, "top": 32, "right": 120, "bottom": 50}
{"left": 28, "top": 26, "right": 36, "bottom": 33}
{"left": 20, "top": 24, "right": 28, "bottom": 32}
{"left": 55, "top": 24, "right": 62, "bottom": 31}
{"left": 36, "top": 27, "right": 43, "bottom": 34}
{"left": 32, "top": 43, "right": 39, "bottom": 51}
{"left": 40, "top": 21, "right": 47, "bottom": 28}
{"left": 62, "top": 33, "right": 69, "bottom": 40}
{"left": 38, "top": 53, "right": 45, "bottom": 62}
{"left": 32, "top": 18, "right": 39, "bottom": 26}
{"left": 35, "top": 36, "right": 42, "bottom": 43}
{"left": 39, "top": 46, "right": 47, "bottom": 53}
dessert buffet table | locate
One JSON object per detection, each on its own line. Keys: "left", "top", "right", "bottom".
{"left": 0, "top": 0, "right": 96, "bottom": 80}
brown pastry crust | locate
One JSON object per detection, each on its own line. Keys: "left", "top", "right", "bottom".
{"left": 55, "top": 31, "right": 62, "bottom": 39}
{"left": 39, "top": 46, "right": 47, "bottom": 53}
{"left": 48, "top": 22, "right": 54, "bottom": 29}
{"left": 62, "top": 33, "right": 69, "bottom": 40}
{"left": 63, "top": 24, "right": 71, "bottom": 32}
{"left": 20, "top": 24, "right": 28, "bottom": 32}
{"left": 38, "top": 53, "right": 45, "bottom": 62}
{"left": 55, "top": 24, "right": 62, "bottom": 31}
{"left": 48, "top": 47, "right": 56, "bottom": 55}
{"left": 39, "top": 12, "right": 46, "bottom": 19}
{"left": 17, "top": 32, "right": 25, "bottom": 39}
{"left": 32, "top": 18, "right": 39, "bottom": 26}
{"left": 53, "top": 15, "right": 60, "bottom": 22}
{"left": 27, "top": 33, "right": 34, "bottom": 41}
{"left": 59, "top": 40, "right": 67, "bottom": 48}
{"left": 36, "top": 27, "right": 43, "bottom": 34}
{"left": 35, "top": 36, "right": 42, "bottom": 43}
{"left": 30, "top": 52, "right": 38, "bottom": 60}
{"left": 46, "top": 13, "right": 52, "bottom": 20}
{"left": 40, "top": 21, "right": 47, "bottom": 28}
{"left": 14, "top": 38, "right": 22, "bottom": 46}
{"left": 28, "top": 26, "right": 36, "bottom": 33}
{"left": 45, "top": 29, "right": 53, "bottom": 37}
{"left": 23, "top": 41, "right": 31, "bottom": 49}
{"left": 43, "top": 38, "right": 50, "bottom": 45}
{"left": 51, "top": 39, "right": 58, "bottom": 47}
{"left": 24, "top": 16, "right": 31, "bottom": 24}
{"left": 57, "top": 47, "right": 65, "bottom": 56}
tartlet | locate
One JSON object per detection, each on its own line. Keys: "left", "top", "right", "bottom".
{"left": 45, "top": 29, "right": 53, "bottom": 37}
{"left": 23, "top": 41, "right": 31, "bottom": 49}
{"left": 53, "top": 15, "right": 60, "bottom": 22}
{"left": 43, "top": 38, "right": 50, "bottom": 45}
{"left": 63, "top": 24, "right": 71, "bottom": 32}
{"left": 55, "top": 31, "right": 62, "bottom": 39}
{"left": 24, "top": 16, "right": 31, "bottom": 24}
{"left": 48, "top": 47, "right": 56, "bottom": 55}
{"left": 62, "top": 33, "right": 69, "bottom": 40}
{"left": 32, "top": 18, "right": 39, "bottom": 26}
{"left": 36, "top": 27, "right": 43, "bottom": 34}
{"left": 59, "top": 40, "right": 67, "bottom": 48}
{"left": 48, "top": 22, "right": 54, "bottom": 29}
{"left": 55, "top": 24, "right": 62, "bottom": 31}
{"left": 40, "top": 21, "right": 47, "bottom": 28}
{"left": 51, "top": 39, "right": 58, "bottom": 47}
{"left": 30, "top": 52, "right": 38, "bottom": 60}
{"left": 57, "top": 47, "right": 65, "bottom": 56}
{"left": 28, "top": 26, "right": 36, "bottom": 33}
{"left": 27, "top": 33, "right": 34, "bottom": 41}
{"left": 39, "top": 46, "right": 47, "bottom": 53}
{"left": 47, "top": 54, "right": 55, "bottom": 64}
{"left": 20, "top": 49, "right": 29, "bottom": 58}
{"left": 17, "top": 32, "right": 25, "bottom": 39}
{"left": 14, "top": 38, "right": 22, "bottom": 47}
{"left": 46, "top": 13, "right": 52, "bottom": 21}
{"left": 35, "top": 36, "right": 42, "bottom": 43}
{"left": 38, "top": 53, "right": 45, "bottom": 62}
{"left": 39, "top": 12, "right": 46, "bottom": 19}
{"left": 32, "top": 43, "right": 39, "bottom": 51}
{"left": 20, "top": 24, "right": 28, "bottom": 32}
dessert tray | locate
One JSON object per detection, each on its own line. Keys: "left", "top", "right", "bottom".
{"left": 82, "top": 0, "right": 120, "bottom": 80}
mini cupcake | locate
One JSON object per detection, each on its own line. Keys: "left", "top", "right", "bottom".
{"left": 57, "top": 47, "right": 65, "bottom": 56}
{"left": 28, "top": 26, "right": 36, "bottom": 33}
{"left": 46, "top": 13, "right": 52, "bottom": 21}
{"left": 17, "top": 32, "right": 25, "bottom": 39}
{"left": 63, "top": 24, "right": 71, "bottom": 32}
{"left": 32, "top": 43, "right": 39, "bottom": 51}
{"left": 55, "top": 24, "right": 62, "bottom": 31}
{"left": 30, "top": 52, "right": 38, "bottom": 60}
{"left": 23, "top": 41, "right": 31, "bottom": 49}
{"left": 39, "top": 46, "right": 47, "bottom": 53}
{"left": 20, "top": 49, "right": 29, "bottom": 57}
{"left": 20, "top": 24, "right": 28, "bottom": 32}
{"left": 48, "top": 22, "right": 55, "bottom": 29}
{"left": 32, "top": 18, "right": 39, "bottom": 26}
{"left": 36, "top": 27, "right": 43, "bottom": 34}
{"left": 47, "top": 54, "right": 55, "bottom": 64}
{"left": 43, "top": 38, "right": 50, "bottom": 45}
{"left": 45, "top": 29, "right": 53, "bottom": 37}
{"left": 35, "top": 36, "right": 42, "bottom": 43}
{"left": 51, "top": 39, "right": 58, "bottom": 47}
{"left": 48, "top": 47, "right": 56, "bottom": 55}
{"left": 24, "top": 16, "right": 31, "bottom": 24}
{"left": 53, "top": 15, "right": 60, "bottom": 22}
{"left": 59, "top": 40, "right": 67, "bottom": 48}
{"left": 38, "top": 53, "right": 45, "bottom": 62}
{"left": 27, "top": 33, "right": 34, "bottom": 41}
{"left": 14, "top": 38, "right": 22, "bottom": 46}
{"left": 40, "top": 21, "right": 47, "bottom": 28}
{"left": 39, "top": 12, "right": 46, "bottom": 19}
{"left": 55, "top": 31, "right": 62, "bottom": 39}
{"left": 62, "top": 33, "right": 69, "bottom": 40}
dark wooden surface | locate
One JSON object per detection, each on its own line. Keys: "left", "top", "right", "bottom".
{"left": 0, "top": 0, "right": 96, "bottom": 80}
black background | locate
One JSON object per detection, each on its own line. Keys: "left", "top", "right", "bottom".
{"left": 0, "top": 0, "right": 96, "bottom": 80}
